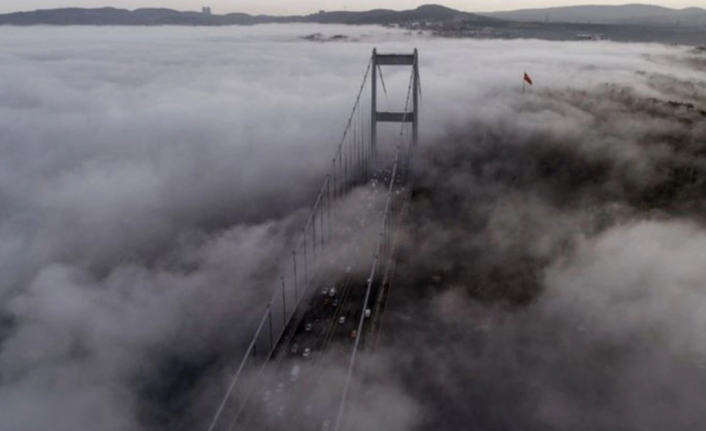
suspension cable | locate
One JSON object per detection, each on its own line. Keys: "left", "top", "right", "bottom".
{"left": 377, "top": 64, "right": 392, "bottom": 111}
{"left": 206, "top": 57, "right": 374, "bottom": 431}
{"left": 333, "top": 67, "right": 416, "bottom": 431}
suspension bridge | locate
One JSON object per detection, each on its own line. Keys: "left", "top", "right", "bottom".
{"left": 206, "top": 48, "right": 421, "bottom": 431}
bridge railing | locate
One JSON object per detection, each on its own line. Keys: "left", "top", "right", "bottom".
{"left": 333, "top": 59, "right": 418, "bottom": 431}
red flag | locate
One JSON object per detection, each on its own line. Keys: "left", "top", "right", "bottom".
{"left": 523, "top": 72, "right": 533, "bottom": 86}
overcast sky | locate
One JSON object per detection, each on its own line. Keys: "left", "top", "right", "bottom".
{"left": 0, "top": 0, "right": 702, "bottom": 14}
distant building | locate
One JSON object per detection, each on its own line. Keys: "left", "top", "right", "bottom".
{"left": 575, "top": 33, "right": 602, "bottom": 41}
{"left": 202, "top": 7, "right": 212, "bottom": 15}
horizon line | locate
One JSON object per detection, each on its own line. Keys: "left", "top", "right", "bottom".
{"left": 2, "top": 3, "right": 704, "bottom": 17}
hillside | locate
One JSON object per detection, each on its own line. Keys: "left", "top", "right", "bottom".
{"left": 483, "top": 4, "right": 706, "bottom": 27}
{"left": 304, "top": 4, "right": 494, "bottom": 25}
{"left": 0, "top": 4, "right": 495, "bottom": 26}
{"left": 1, "top": 4, "right": 703, "bottom": 46}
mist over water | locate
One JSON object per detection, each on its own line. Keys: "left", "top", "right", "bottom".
{"left": 0, "top": 24, "right": 704, "bottom": 431}
{"left": 387, "top": 83, "right": 706, "bottom": 430}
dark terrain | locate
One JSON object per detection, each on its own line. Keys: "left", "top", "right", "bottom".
{"left": 1, "top": 4, "right": 705, "bottom": 46}
{"left": 483, "top": 4, "right": 706, "bottom": 27}
{"left": 0, "top": 5, "right": 493, "bottom": 26}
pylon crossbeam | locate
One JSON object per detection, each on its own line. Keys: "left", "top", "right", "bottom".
{"left": 376, "top": 112, "right": 415, "bottom": 123}
{"left": 375, "top": 54, "right": 415, "bottom": 66}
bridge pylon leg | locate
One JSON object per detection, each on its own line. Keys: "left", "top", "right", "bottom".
{"left": 370, "top": 47, "right": 420, "bottom": 165}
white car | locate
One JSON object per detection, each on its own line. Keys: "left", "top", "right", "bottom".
{"left": 291, "top": 343, "right": 299, "bottom": 354}
{"left": 338, "top": 316, "right": 346, "bottom": 324}
{"left": 302, "top": 347, "right": 312, "bottom": 358}
{"left": 328, "top": 287, "right": 336, "bottom": 297}
{"left": 305, "top": 323, "right": 313, "bottom": 332}
{"left": 290, "top": 365, "right": 301, "bottom": 382}
{"left": 364, "top": 309, "right": 371, "bottom": 318}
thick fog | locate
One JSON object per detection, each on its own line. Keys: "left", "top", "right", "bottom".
{"left": 0, "top": 24, "right": 704, "bottom": 431}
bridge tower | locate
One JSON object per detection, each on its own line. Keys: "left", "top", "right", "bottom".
{"left": 371, "top": 48, "right": 420, "bottom": 160}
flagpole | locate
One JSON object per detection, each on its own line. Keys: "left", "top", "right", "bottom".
{"left": 522, "top": 71, "right": 525, "bottom": 94}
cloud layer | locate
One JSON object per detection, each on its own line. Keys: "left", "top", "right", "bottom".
{"left": 385, "top": 32, "right": 706, "bottom": 431}
{"left": 0, "top": 24, "right": 704, "bottom": 431}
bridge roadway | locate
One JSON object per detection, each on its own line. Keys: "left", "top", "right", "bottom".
{"left": 210, "top": 47, "right": 418, "bottom": 431}
{"left": 234, "top": 171, "right": 397, "bottom": 431}
{"left": 238, "top": 252, "right": 379, "bottom": 431}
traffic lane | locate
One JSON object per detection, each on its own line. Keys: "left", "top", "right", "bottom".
{"left": 263, "top": 282, "right": 383, "bottom": 425}
{"left": 318, "top": 277, "right": 355, "bottom": 351}
{"left": 276, "top": 272, "right": 350, "bottom": 360}
{"left": 330, "top": 285, "right": 366, "bottom": 345}
{"left": 288, "top": 276, "right": 352, "bottom": 359}
{"left": 247, "top": 275, "right": 379, "bottom": 430}
{"left": 274, "top": 276, "right": 366, "bottom": 431}
{"left": 248, "top": 276, "right": 355, "bottom": 427}
{"left": 241, "top": 277, "right": 350, "bottom": 430}
{"left": 284, "top": 280, "right": 372, "bottom": 431}
{"left": 242, "top": 181, "right": 389, "bottom": 427}
{"left": 235, "top": 182, "right": 393, "bottom": 429}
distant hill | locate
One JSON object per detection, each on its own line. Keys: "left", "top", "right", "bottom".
{"left": 0, "top": 4, "right": 496, "bottom": 26}
{"left": 304, "top": 4, "right": 494, "bottom": 25}
{"left": 482, "top": 4, "right": 706, "bottom": 27}
{"left": 0, "top": 7, "right": 269, "bottom": 25}
{"left": 2, "top": 3, "right": 704, "bottom": 46}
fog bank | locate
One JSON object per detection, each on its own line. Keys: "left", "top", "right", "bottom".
{"left": 0, "top": 24, "right": 704, "bottom": 431}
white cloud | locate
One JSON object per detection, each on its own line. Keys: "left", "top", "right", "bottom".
{"left": 0, "top": 23, "right": 704, "bottom": 431}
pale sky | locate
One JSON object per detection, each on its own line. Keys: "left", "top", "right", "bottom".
{"left": 0, "top": 1, "right": 702, "bottom": 15}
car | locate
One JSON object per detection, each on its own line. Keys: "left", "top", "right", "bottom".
{"left": 262, "top": 390, "right": 272, "bottom": 403}
{"left": 364, "top": 309, "right": 371, "bottom": 318}
{"left": 321, "top": 420, "right": 331, "bottom": 431}
{"left": 332, "top": 299, "right": 339, "bottom": 307}
{"left": 276, "top": 382, "right": 284, "bottom": 394}
{"left": 305, "top": 323, "right": 313, "bottom": 332}
{"left": 328, "top": 287, "right": 336, "bottom": 297}
{"left": 277, "top": 406, "right": 286, "bottom": 418}
{"left": 302, "top": 347, "right": 311, "bottom": 358}
{"left": 321, "top": 288, "right": 328, "bottom": 296}
{"left": 304, "top": 404, "right": 313, "bottom": 417}
{"left": 291, "top": 343, "right": 299, "bottom": 354}
{"left": 338, "top": 316, "right": 346, "bottom": 324}
{"left": 290, "top": 365, "right": 301, "bottom": 382}
{"left": 350, "top": 330, "right": 357, "bottom": 338}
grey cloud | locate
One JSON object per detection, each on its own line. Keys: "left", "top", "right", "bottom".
{"left": 383, "top": 39, "right": 706, "bottom": 431}
{"left": 1, "top": 23, "right": 705, "bottom": 431}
